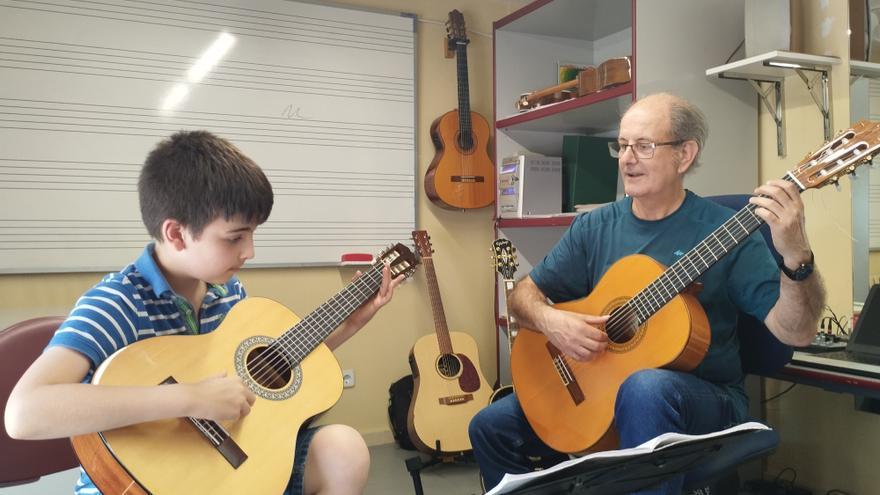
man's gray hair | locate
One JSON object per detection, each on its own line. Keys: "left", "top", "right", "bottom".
{"left": 667, "top": 95, "right": 708, "bottom": 169}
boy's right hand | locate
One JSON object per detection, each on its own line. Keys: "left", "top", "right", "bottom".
{"left": 185, "top": 372, "right": 257, "bottom": 422}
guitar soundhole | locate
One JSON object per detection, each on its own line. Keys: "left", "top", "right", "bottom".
{"left": 606, "top": 305, "right": 638, "bottom": 344}
{"left": 455, "top": 131, "right": 474, "bottom": 153}
{"left": 245, "top": 345, "right": 292, "bottom": 390}
{"left": 436, "top": 353, "right": 462, "bottom": 379}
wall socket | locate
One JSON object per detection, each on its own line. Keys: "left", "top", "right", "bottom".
{"left": 342, "top": 369, "right": 355, "bottom": 388}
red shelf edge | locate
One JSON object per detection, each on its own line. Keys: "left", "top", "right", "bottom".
{"left": 496, "top": 82, "right": 633, "bottom": 130}
{"left": 496, "top": 216, "right": 576, "bottom": 228}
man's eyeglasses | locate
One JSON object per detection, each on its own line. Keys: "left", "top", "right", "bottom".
{"left": 608, "top": 140, "right": 684, "bottom": 159}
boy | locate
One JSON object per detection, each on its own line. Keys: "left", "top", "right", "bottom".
{"left": 5, "top": 130, "right": 402, "bottom": 494}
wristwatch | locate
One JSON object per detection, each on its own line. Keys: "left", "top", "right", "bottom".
{"left": 780, "top": 251, "right": 814, "bottom": 281}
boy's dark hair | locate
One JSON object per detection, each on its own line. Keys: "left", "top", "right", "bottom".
{"left": 139, "top": 131, "right": 274, "bottom": 240}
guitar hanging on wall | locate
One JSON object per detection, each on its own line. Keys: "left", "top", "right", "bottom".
{"left": 424, "top": 9, "right": 495, "bottom": 210}
{"left": 406, "top": 230, "right": 492, "bottom": 454}
{"left": 511, "top": 121, "right": 880, "bottom": 455}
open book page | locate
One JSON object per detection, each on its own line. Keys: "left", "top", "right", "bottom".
{"left": 485, "top": 422, "right": 770, "bottom": 495}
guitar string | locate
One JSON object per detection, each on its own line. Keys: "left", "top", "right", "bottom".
{"left": 248, "top": 267, "right": 383, "bottom": 387}
{"left": 420, "top": 253, "right": 458, "bottom": 401}
{"left": 248, "top": 265, "right": 383, "bottom": 385}
{"left": 601, "top": 203, "right": 765, "bottom": 343}
{"left": 246, "top": 263, "right": 386, "bottom": 387}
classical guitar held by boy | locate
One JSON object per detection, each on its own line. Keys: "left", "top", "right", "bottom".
{"left": 511, "top": 121, "right": 880, "bottom": 454}
{"left": 407, "top": 230, "right": 492, "bottom": 454}
{"left": 424, "top": 9, "right": 494, "bottom": 210}
{"left": 70, "top": 244, "right": 418, "bottom": 495}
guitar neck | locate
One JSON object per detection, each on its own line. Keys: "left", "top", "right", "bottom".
{"left": 455, "top": 43, "right": 473, "bottom": 148}
{"left": 625, "top": 177, "right": 797, "bottom": 326}
{"left": 501, "top": 278, "right": 517, "bottom": 345}
{"left": 423, "top": 257, "right": 454, "bottom": 354}
{"left": 276, "top": 263, "right": 385, "bottom": 363}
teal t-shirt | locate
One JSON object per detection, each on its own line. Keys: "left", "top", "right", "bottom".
{"left": 530, "top": 191, "right": 780, "bottom": 416}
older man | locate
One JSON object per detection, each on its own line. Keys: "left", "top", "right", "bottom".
{"left": 470, "top": 92, "right": 825, "bottom": 494}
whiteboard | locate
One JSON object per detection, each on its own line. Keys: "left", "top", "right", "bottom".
{"left": 0, "top": 0, "right": 416, "bottom": 272}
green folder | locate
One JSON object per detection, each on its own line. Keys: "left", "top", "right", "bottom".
{"left": 562, "top": 135, "right": 619, "bottom": 212}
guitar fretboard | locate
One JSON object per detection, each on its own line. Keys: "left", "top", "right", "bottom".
{"left": 455, "top": 42, "right": 473, "bottom": 150}
{"left": 273, "top": 261, "right": 386, "bottom": 366}
{"left": 610, "top": 175, "right": 797, "bottom": 332}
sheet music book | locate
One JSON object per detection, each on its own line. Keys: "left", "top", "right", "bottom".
{"left": 486, "top": 422, "right": 770, "bottom": 495}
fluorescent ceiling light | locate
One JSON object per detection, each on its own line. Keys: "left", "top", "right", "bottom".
{"left": 187, "top": 32, "right": 236, "bottom": 83}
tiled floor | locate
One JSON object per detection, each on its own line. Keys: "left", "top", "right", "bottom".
{"left": 366, "top": 443, "right": 483, "bottom": 495}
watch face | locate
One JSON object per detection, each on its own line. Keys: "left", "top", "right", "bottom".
{"left": 787, "top": 263, "right": 814, "bottom": 281}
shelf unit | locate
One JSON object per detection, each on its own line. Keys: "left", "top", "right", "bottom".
{"left": 706, "top": 50, "right": 840, "bottom": 157}
{"left": 489, "top": 0, "right": 757, "bottom": 386}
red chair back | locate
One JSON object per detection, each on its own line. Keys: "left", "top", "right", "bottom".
{"left": 0, "top": 316, "right": 79, "bottom": 487}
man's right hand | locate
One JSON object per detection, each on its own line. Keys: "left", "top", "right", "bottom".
{"left": 186, "top": 372, "right": 257, "bottom": 422}
{"left": 541, "top": 309, "right": 609, "bottom": 362}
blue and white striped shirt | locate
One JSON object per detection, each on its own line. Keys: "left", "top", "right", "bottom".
{"left": 47, "top": 243, "right": 246, "bottom": 494}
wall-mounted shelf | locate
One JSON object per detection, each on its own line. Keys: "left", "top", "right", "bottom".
{"left": 706, "top": 50, "right": 840, "bottom": 157}
{"left": 496, "top": 83, "right": 633, "bottom": 133}
{"left": 851, "top": 60, "right": 880, "bottom": 79}
{"left": 496, "top": 215, "right": 576, "bottom": 228}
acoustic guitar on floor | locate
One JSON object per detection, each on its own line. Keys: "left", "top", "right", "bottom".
{"left": 511, "top": 121, "right": 880, "bottom": 455}
{"left": 424, "top": 9, "right": 494, "bottom": 210}
{"left": 70, "top": 244, "right": 418, "bottom": 495}
{"left": 407, "top": 230, "right": 492, "bottom": 454}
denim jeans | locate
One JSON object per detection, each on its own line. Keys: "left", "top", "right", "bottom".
{"left": 469, "top": 369, "right": 745, "bottom": 494}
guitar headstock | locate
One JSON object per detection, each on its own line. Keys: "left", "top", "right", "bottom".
{"left": 491, "top": 238, "right": 518, "bottom": 281}
{"left": 375, "top": 243, "right": 419, "bottom": 279}
{"left": 411, "top": 230, "right": 433, "bottom": 259}
{"left": 446, "top": 9, "right": 468, "bottom": 49}
{"left": 789, "top": 120, "right": 880, "bottom": 190}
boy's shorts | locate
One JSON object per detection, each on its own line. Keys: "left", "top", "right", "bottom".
{"left": 283, "top": 425, "right": 321, "bottom": 495}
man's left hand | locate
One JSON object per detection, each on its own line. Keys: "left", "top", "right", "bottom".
{"left": 750, "top": 179, "right": 813, "bottom": 269}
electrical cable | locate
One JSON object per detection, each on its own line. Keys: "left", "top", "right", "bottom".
{"left": 762, "top": 383, "right": 797, "bottom": 403}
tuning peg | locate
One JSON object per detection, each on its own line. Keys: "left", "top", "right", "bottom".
{"left": 834, "top": 180, "right": 841, "bottom": 192}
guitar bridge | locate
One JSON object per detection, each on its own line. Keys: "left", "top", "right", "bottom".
{"left": 438, "top": 393, "right": 474, "bottom": 405}
{"left": 451, "top": 175, "right": 485, "bottom": 183}
{"left": 545, "top": 343, "right": 585, "bottom": 406}
{"left": 162, "top": 377, "right": 248, "bottom": 468}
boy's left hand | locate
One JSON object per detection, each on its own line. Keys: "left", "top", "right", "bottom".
{"left": 348, "top": 262, "right": 404, "bottom": 330}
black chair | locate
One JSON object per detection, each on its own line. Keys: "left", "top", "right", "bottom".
{"left": 680, "top": 194, "right": 793, "bottom": 494}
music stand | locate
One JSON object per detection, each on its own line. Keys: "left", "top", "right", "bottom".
{"left": 497, "top": 429, "right": 767, "bottom": 495}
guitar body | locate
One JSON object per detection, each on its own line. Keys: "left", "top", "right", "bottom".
{"left": 71, "top": 297, "right": 343, "bottom": 494}
{"left": 407, "top": 330, "right": 493, "bottom": 453}
{"left": 425, "top": 109, "right": 494, "bottom": 210}
{"left": 511, "top": 255, "right": 710, "bottom": 454}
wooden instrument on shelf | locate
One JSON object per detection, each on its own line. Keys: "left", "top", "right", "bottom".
{"left": 515, "top": 67, "right": 597, "bottom": 112}
{"left": 597, "top": 57, "right": 632, "bottom": 90}
{"left": 515, "top": 56, "right": 631, "bottom": 112}
{"left": 425, "top": 10, "right": 495, "bottom": 210}
{"left": 489, "top": 238, "right": 519, "bottom": 404}
{"left": 70, "top": 245, "right": 419, "bottom": 495}
{"left": 511, "top": 121, "right": 880, "bottom": 454}
{"left": 407, "top": 230, "right": 492, "bottom": 454}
